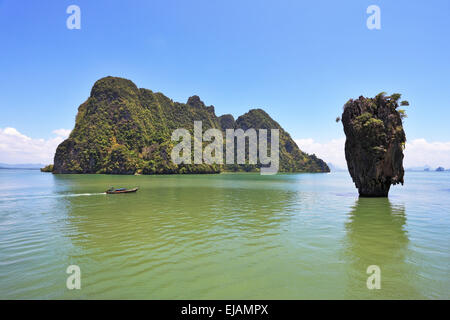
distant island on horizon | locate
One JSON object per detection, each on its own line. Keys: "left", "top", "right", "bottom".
{"left": 0, "top": 163, "right": 43, "bottom": 170}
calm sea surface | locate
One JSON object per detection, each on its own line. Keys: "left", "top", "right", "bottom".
{"left": 0, "top": 169, "right": 448, "bottom": 299}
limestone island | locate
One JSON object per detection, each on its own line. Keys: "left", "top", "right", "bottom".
{"left": 51, "top": 76, "right": 329, "bottom": 175}
{"left": 341, "top": 93, "right": 408, "bottom": 197}
{"left": 40, "top": 164, "right": 53, "bottom": 173}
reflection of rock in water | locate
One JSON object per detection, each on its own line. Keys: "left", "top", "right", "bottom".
{"left": 343, "top": 198, "right": 421, "bottom": 298}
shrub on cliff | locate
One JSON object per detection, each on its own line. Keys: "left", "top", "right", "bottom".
{"left": 40, "top": 164, "right": 54, "bottom": 173}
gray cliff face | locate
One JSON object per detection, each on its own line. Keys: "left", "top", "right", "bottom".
{"left": 341, "top": 94, "right": 406, "bottom": 197}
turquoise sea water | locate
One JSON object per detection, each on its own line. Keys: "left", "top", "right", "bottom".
{"left": 0, "top": 169, "right": 448, "bottom": 299}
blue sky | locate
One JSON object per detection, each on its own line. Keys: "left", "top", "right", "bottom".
{"left": 0, "top": 0, "right": 449, "bottom": 166}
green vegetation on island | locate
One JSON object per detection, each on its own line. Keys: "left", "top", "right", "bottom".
{"left": 40, "top": 164, "right": 54, "bottom": 172}
{"left": 53, "top": 76, "right": 329, "bottom": 174}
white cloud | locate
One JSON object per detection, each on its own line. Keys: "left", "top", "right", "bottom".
{"left": 295, "top": 138, "right": 347, "bottom": 168}
{"left": 2, "top": 127, "right": 31, "bottom": 141}
{"left": 1, "top": 127, "right": 449, "bottom": 169}
{"left": 52, "top": 129, "right": 71, "bottom": 138}
{"left": 295, "top": 137, "right": 450, "bottom": 170}
{"left": 0, "top": 127, "right": 71, "bottom": 164}
{"left": 403, "top": 139, "right": 450, "bottom": 169}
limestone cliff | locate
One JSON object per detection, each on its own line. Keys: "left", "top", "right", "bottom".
{"left": 341, "top": 93, "right": 407, "bottom": 197}
{"left": 53, "top": 76, "right": 329, "bottom": 174}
